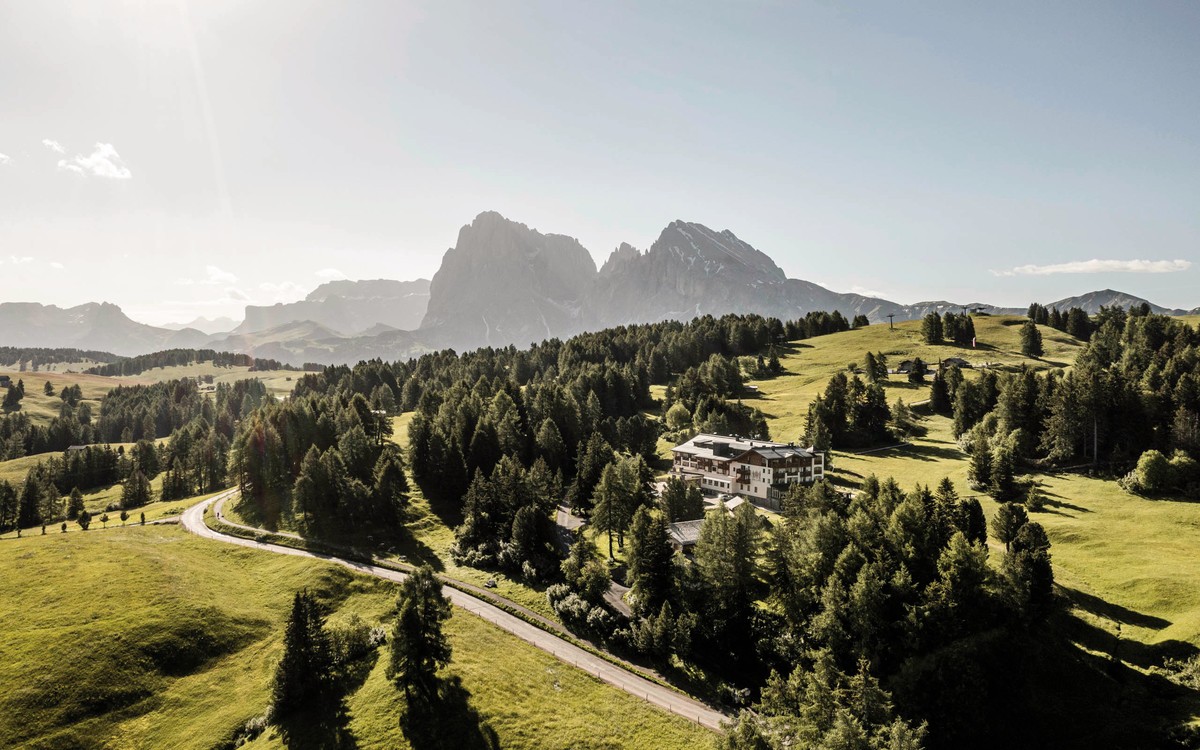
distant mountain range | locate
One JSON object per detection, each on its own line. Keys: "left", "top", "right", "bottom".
{"left": 161, "top": 316, "right": 240, "bottom": 335}
{"left": 234, "top": 278, "right": 430, "bottom": 337}
{"left": 1, "top": 212, "right": 1195, "bottom": 364}
{"left": 0, "top": 302, "right": 209, "bottom": 357}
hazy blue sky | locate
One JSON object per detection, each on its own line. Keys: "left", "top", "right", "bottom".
{"left": 1, "top": 0, "right": 1197, "bottom": 324}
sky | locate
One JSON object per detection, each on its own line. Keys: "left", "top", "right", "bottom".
{"left": 1, "top": 0, "right": 1198, "bottom": 325}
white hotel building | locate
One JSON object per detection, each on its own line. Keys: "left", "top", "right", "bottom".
{"left": 669, "top": 433, "right": 827, "bottom": 511}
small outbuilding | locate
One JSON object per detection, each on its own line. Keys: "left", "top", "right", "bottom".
{"left": 668, "top": 519, "right": 704, "bottom": 553}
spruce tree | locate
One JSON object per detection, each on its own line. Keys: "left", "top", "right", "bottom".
{"left": 968, "top": 437, "right": 992, "bottom": 489}
{"left": 66, "top": 487, "right": 84, "bottom": 520}
{"left": 627, "top": 506, "right": 675, "bottom": 617}
{"left": 989, "top": 443, "right": 1020, "bottom": 503}
{"left": 929, "top": 370, "right": 951, "bottom": 413}
{"left": 388, "top": 566, "right": 452, "bottom": 696}
{"left": 1020, "top": 320, "right": 1044, "bottom": 358}
{"left": 921, "top": 313, "right": 944, "bottom": 344}
{"left": 120, "top": 469, "right": 153, "bottom": 509}
{"left": 272, "top": 590, "right": 333, "bottom": 719}
{"left": 991, "top": 501, "right": 1029, "bottom": 551}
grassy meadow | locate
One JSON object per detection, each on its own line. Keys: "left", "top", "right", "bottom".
{"left": 0, "top": 520, "right": 713, "bottom": 750}
{"left": 745, "top": 314, "right": 1083, "bottom": 441}
{"left": 742, "top": 316, "right": 1200, "bottom": 720}
{"left": 0, "top": 361, "right": 301, "bottom": 431}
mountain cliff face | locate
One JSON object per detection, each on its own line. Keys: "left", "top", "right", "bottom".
{"left": 583, "top": 221, "right": 1021, "bottom": 329}
{"left": 0, "top": 302, "right": 207, "bottom": 357}
{"left": 585, "top": 222, "right": 792, "bottom": 327}
{"left": 419, "top": 211, "right": 598, "bottom": 349}
{"left": 237, "top": 278, "right": 430, "bottom": 336}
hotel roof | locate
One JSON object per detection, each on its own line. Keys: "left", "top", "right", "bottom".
{"left": 672, "top": 433, "right": 817, "bottom": 462}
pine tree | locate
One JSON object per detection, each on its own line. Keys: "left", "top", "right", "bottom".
{"left": 388, "top": 566, "right": 452, "bottom": 696}
{"left": 921, "top": 313, "right": 944, "bottom": 344}
{"left": 929, "top": 370, "right": 951, "bottom": 413}
{"left": 2, "top": 385, "right": 22, "bottom": 412}
{"left": 66, "top": 487, "right": 84, "bottom": 520}
{"left": 272, "top": 591, "right": 333, "bottom": 719}
{"left": 907, "top": 357, "right": 928, "bottom": 384}
{"left": 968, "top": 436, "right": 992, "bottom": 489}
{"left": 120, "top": 469, "right": 153, "bottom": 509}
{"left": 627, "top": 506, "right": 675, "bottom": 617}
{"left": 660, "top": 476, "right": 704, "bottom": 521}
{"left": 592, "top": 456, "right": 645, "bottom": 558}
{"left": 989, "top": 443, "right": 1020, "bottom": 503}
{"left": 695, "top": 502, "right": 761, "bottom": 635}
{"left": 991, "top": 502, "right": 1029, "bottom": 551}
{"left": 1020, "top": 320, "right": 1044, "bottom": 358}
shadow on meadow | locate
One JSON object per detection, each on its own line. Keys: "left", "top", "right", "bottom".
{"left": 400, "top": 675, "right": 499, "bottom": 750}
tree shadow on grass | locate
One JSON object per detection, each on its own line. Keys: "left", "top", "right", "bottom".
{"left": 276, "top": 699, "right": 357, "bottom": 750}
{"left": 1061, "top": 585, "right": 1172, "bottom": 632}
{"left": 889, "top": 442, "right": 963, "bottom": 463}
{"left": 401, "top": 675, "right": 499, "bottom": 750}
{"left": 1039, "top": 491, "right": 1092, "bottom": 514}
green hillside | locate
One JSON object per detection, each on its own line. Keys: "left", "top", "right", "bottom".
{"left": 745, "top": 314, "right": 1082, "bottom": 440}
{"left": 746, "top": 316, "right": 1200, "bottom": 724}
{"left": 0, "top": 522, "right": 713, "bottom": 749}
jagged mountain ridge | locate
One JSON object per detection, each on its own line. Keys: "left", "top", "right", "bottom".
{"left": 427, "top": 214, "right": 1027, "bottom": 347}
{"left": 235, "top": 278, "right": 430, "bottom": 336}
{"left": 419, "top": 211, "right": 597, "bottom": 350}
{"left": 4, "top": 213, "right": 1195, "bottom": 364}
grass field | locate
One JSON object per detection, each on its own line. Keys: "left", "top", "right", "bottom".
{"left": 0, "top": 362, "right": 300, "bottom": 430}
{"left": 0, "top": 451, "right": 194, "bottom": 539}
{"left": 0, "top": 520, "right": 714, "bottom": 750}
{"left": 112, "top": 363, "right": 300, "bottom": 400}
{"left": 745, "top": 315, "right": 1083, "bottom": 441}
{"left": 742, "top": 316, "right": 1200, "bottom": 700}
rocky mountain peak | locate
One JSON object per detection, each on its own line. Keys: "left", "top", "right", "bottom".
{"left": 650, "top": 221, "right": 787, "bottom": 283}
{"left": 419, "top": 211, "right": 598, "bottom": 349}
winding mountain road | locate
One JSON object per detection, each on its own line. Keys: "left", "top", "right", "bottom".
{"left": 180, "top": 492, "right": 726, "bottom": 732}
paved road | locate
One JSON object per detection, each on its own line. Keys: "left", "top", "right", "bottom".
{"left": 180, "top": 492, "right": 727, "bottom": 732}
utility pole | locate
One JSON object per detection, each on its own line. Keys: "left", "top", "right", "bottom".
{"left": 887, "top": 313, "right": 895, "bottom": 330}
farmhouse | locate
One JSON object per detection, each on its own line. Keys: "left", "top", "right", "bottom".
{"left": 669, "top": 433, "right": 826, "bottom": 510}
{"left": 940, "top": 357, "right": 971, "bottom": 369}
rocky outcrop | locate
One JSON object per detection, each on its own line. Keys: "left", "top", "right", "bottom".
{"left": 419, "top": 211, "right": 597, "bottom": 349}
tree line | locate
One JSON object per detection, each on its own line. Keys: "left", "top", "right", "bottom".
{"left": 85, "top": 348, "right": 296, "bottom": 377}
{"left": 942, "top": 308, "right": 1199, "bottom": 498}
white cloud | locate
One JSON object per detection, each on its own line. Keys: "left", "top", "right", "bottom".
{"left": 49, "top": 261, "right": 64, "bottom": 270}
{"left": 205, "top": 265, "right": 238, "bottom": 284}
{"left": 42, "top": 139, "right": 65, "bottom": 154}
{"left": 9, "top": 255, "right": 33, "bottom": 265}
{"left": 992, "top": 259, "right": 1193, "bottom": 277}
{"left": 0, "top": 153, "right": 10, "bottom": 165}
{"left": 315, "top": 268, "right": 347, "bottom": 281}
{"left": 175, "top": 265, "right": 239, "bottom": 287}
{"left": 62, "top": 143, "right": 132, "bottom": 179}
